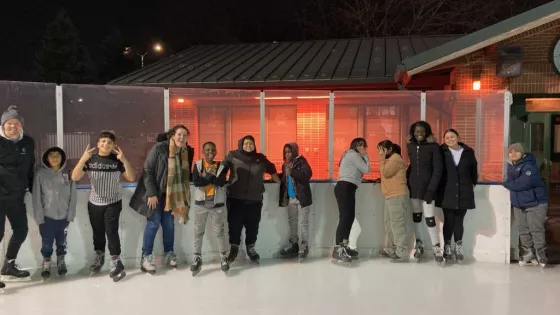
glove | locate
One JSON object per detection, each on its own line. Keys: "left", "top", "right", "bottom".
{"left": 424, "top": 190, "right": 435, "bottom": 204}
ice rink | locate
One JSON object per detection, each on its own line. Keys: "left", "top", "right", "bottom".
{"left": 1, "top": 256, "right": 560, "bottom": 315}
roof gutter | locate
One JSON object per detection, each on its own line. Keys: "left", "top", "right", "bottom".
{"left": 395, "top": 1, "right": 560, "bottom": 86}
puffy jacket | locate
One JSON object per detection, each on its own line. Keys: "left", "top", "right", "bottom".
{"left": 406, "top": 136, "right": 443, "bottom": 202}
{"left": 504, "top": 154, "right": 548, "bottom": 208}
{"left": 223, "top": 136, "right": 277, "bottom": 202}
{"left": 279, "top": 143, "right": 313, "bottom": 208}
{"left": 192, "top": 159, "right": 228, "bottom": 207}
{"left": 32, "top": 147, "right": 77, "bottom": 223}
{"left": 0, "top": 133, "right": 35, "bottom": 201}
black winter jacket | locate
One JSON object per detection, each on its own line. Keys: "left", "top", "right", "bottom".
{"left": 436, "top": 143, "right": 478, "bottom": 210}
{"left": 129, "top": 138, "right": 194, "bottom": 217}
{"left": 406, "top": 137, "right": 443, "bottom": 202}
{"left": 279, "top": 155, "right": 313, "bottom": 208}
{"left": 223, "top": 136, "right": 277, "bottom": 202}
{"left": 0, "top": 134, "right": 35, "bottom": 201}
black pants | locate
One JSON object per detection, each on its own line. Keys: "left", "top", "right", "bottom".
{"left": 334, "top": 181, "right": 358, "bottom": 245}
{"left": 442, "top": 208, "right": 468, "bottom": 242}
{"left": 88, "top": 201, "right": 122, "bottom": 256}
{"left": 39, "top": 217, "right": 69, "bottom": 258}
{"left": 0, "top": 198, "right": 29, "bottom": 260}
{"left": 227, "top": 198, "right": 262, "bottom": 246}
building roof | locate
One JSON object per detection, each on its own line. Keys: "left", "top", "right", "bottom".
{"left": 395, "top": 0, "right": 560, "bottom": 84}
{"left": 108, "top": 36, "right": 458, "bottom": 88}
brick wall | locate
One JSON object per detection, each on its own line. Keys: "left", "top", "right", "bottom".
{"left": 445, "top": 21, "right": 560, "bottom": 180}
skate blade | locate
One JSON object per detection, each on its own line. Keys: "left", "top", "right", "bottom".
{"left": 112, "top": 272, "right": 126, "bottom": 282}
{"left": 140, "top": 267, "right": 156, "bottom": 275}
{"left": 1, "top": 275, "right": 31, "bottom": 282}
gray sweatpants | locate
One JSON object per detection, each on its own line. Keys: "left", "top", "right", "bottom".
{"left": 513, "top": 203, "right": 548, "bottom": 257}
{"left": 287, "top": 198, "right": 310, "bottom": 246}
{"left": 384, "top": 195, "right": 409, "bottom": 258}
{"left": 193, "top": 202, "right": 227, "bottom": 254}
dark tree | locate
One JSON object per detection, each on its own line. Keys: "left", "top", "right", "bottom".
{"left": 95, "top": 29, "right": 135, "bottom": 83}
{"left": 34, "top": 8, "right": 94, "bottom": 84}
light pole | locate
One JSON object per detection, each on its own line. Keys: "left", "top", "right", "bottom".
{"left": 124, "top": 43, "right": 163, "bottom": 68}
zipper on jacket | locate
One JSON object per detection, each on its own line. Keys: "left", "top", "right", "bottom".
{"left": 244, "top": 163, "right": 252, "bottom": 199}
{"left": 416, "top": 145, "right": 420, "bottom": 197}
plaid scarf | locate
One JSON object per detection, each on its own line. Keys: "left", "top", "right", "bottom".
{"left": 165, "top": 140, "right": 190, "bottom": 223}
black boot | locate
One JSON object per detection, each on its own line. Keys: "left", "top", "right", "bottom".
{"left": 0, "top": 280, "right": 4, "bottom": 288}
{"left": 279, "top": 242, "right": 299, "bottom": 258}
{"left": 1, "top": 259, "right": 30, "bottom": 279}
{"left": 247, "top": 243, "right": 260, "bottom": 263}
{"left": 57, "top": 256, "right": 68, "bottom": 276}
{"left": 227, "top": 244, "right": 239, "bottom": 263}
{"left": 332, "top": 244, "right": 352, "bottom": 263}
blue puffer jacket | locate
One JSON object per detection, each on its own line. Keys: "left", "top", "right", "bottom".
{"left": 503, "top": 154, "right": 548, "bottom": 208}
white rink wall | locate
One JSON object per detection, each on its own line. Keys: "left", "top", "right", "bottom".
{"left": 0, "top": 183, "right": 512, "bottom": 272}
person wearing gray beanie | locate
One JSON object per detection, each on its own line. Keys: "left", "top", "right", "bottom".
{"left": 504, "top": 142, "right": 548, "bottom": 268}
{"left": 0, "top": 105, "right": 36, "bottom": 286}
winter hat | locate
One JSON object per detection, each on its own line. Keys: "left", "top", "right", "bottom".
{"left": 508, "top": 143, "right": 525, "bottom": 155}
{"left": 1, "top": 105, "right": 24, "bottom": 127}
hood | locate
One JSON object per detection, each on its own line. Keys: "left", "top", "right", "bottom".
{"left": 510, "top": 152, "right": 536, "bottom": 166}
{"left": 283, "top": 142, "right": 300, "bottom": 161}
{"left": 41, "top": 147, "right": 67, "bottom": 172}
{"left": 407, "top": 134, "right": 436, "bottom": 145}
{"left": 441, "top": 142, "right": 473, "bottom": 152}
{"left": 156, "top": 132, "right": 168, "bottom": 142}
{"left": 237, "top": 135, "right": 257, "bottom": 155}
{"left": 0, "top": 127, "right": 24, "bottom": 142}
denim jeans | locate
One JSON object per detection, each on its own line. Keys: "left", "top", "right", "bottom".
{"left": 142, "top": 195, "right": 175, "bottom": 257}
{"left": 39, "top": 217, "right": 69, "bottom": 258}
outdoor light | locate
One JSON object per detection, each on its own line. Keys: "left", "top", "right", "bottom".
{"left": 154, "top": 43, "right": 163, "bottom": 52}
{"left": 178, "top": 98, "right": 185, "bottom": 103}
{"left": 297, "top": 96, "right": 330, "bottom": 99}
{"left": 472, "top": 80, "right": 481, "bottom": 91}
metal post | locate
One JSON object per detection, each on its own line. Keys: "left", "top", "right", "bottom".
{"left": 164, "top": 89, "right": 170, "bottom": 130}
{"left": 260, "top": 91, "right": 266, "bottom": 155}
{"left": 503, "top": 90, "right": 512, "bottom": 179}
{"left": 328, "top": 91, "right": 335, "bottom": 181}
{"left": 56, "top": 85, "right": 64, "bottom": 149}
{"left": 475, "top": 97, "right": 483, "bottom": 173}
{"left": 420, "top": 92, "right": 426, "bottom": 121}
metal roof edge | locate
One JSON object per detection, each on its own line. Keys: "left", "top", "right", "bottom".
{"left": 395, "top": 0, "right": 560, "bottom": 81}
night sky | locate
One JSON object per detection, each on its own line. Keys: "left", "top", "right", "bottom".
{"left": 0, "top": 0, "right": 301, "bottom": 81}
{"left": 0, "top": 0, "right": 550, "bottom": 82}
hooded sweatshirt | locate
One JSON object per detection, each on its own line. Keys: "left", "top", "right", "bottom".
{"left": 378, "top": 152, "right": 408, "bottom": 199}
{"left": 279, "top": 143, "right": 313, "bottom": 208}
{"left": 32, "top": 147, "right": 77, "bottom": 224}
{"left": 223, "top": 135, "right": 277, "bottom": 201}
{"left": 338, "top": 149, "right": 370, "bottom": 186}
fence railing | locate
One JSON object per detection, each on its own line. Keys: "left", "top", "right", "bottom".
{"left": 0, "top": 81, "right": 510, "bottom": 184}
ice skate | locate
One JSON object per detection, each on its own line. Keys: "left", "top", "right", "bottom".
{"left": 165, "top": 251, "right": 178, "bottom": 269}
{"left": 190, "top": 254, "right": 202, "bottom": 277}
{"left": 413, "top": 240, "right": 424, "bottom": 263}
{"left": 390, "top": 252, "right": 405, "bottom": 263}
{"left": 41, "top": 258, "right": 51, "bottom": 279}
{"left": 1, "top": 260, "right": 31, "bottom": 282}
{"left": 443, "top": 243, "right": 454, "bottom": 263}
{"left": 536, "top": 250, "right": 548, "bottom": 268}
{"left": 332, "top": 244, "right": 352, "bottom": 265}
{"left": 109, "top": 257, "right": 126, "bottom": 282}
{"left": 89, "top": 250, "right": 105, "bottom": 276}
{"left": 279, "top": 242, "right": 299, "bottom": 259}
{"left": 346, "top": 247, "right": 359, "bottom": 259}
{"left": 57, "top": 256, "right": 67, "bottom": 276}
{"left": 518, "top": 248, "right": 538, "bottom": 267}
{"left": 455, "top": 241, "right": 464, "bottom": 264}
{"left": 220, "top": 254, "right": 230, "bottom": 274}
{"left": 227, "top": 244, "right": 239, "bottom": 263}
{"left": 298, "top": 242, "right": 309, "bottom": 263}
{"left": 140, "top": 255, "right": 156, "bottom": 275}
{"left": 0, "top": 280, "right": 4, "bottom": 291}
{"left": 433, "top": 244, "right": 444, "bottom": 265}
{"left": 247, "top": 243, "right": 260, "bottom": 264}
